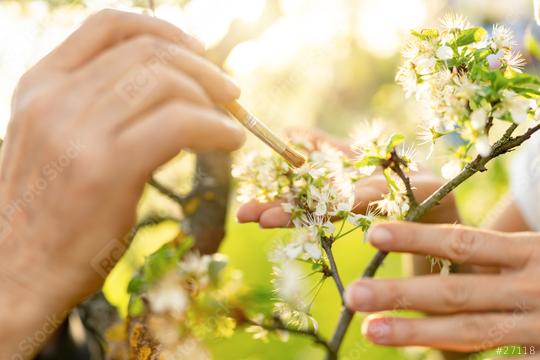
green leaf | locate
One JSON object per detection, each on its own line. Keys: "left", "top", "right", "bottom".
{"left": 385, "top": 133, "right": 405, "bottom": 152}
{"left": 473, "top": 48, "right": 491, "bottom": 62}
{"left": 383, "top": 168, "right": 399, "bottom": 192}
{"left": 354, "top": 156, "right": 382, "bottom": 168}
{"left": 508, "top": 73, "right": 540, "bottom": 86}
{"left": 311, "top": 263, "right": 323, "bottom": 272}
{"left": 411, "top": 28, "right": 439, "bottom": 40}
{"left": 127, "top": 237, "right": 193, "bottom": 294}
{"left": 127, "top": 296, "right": 145, "bottom": 317}
{"left": 453, "top": 27, "right": 487, "bottom": 47}
{"left": 509, "top": 86, "right": 540, "bottom": 97}
{"left": 127, "top": 277, "right": 145, "bottom": 294}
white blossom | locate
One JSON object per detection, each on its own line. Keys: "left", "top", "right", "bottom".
{"left": 440, "top": 13, "right": 471, "bottom": 31}
{"left": 178, "top": 252, "right": 213, "bottom": 288}
{"left": 475, "top": 135, "right": 491, "bottom": 157}
{"left": 441, "top": 159, "right": 462, "bottom": 180}
{"left": 436, "top": 46, "right": 453, "bottom": 60}
{"left": 495, "top": 90, "right": 531, "bottom": 124}
{"left": 273, "top": 262, "right": 307, "bottom": 311}
{"left": 502, "top": 50, "right": 526, "bottom": 73}
{"left": 536, "top": 0, "right": 540, "bottom": 26}
{"left": 282, "top": 229, "right": 322, "bottom": 261}
{"left": 491, "top": 24, "right": 515, "bottom": 50}
{"left": 147, "top": 274, "right": 189, "bottom": 318}
{"left": 470, "top": 108, "right": 488, "bottom": 130}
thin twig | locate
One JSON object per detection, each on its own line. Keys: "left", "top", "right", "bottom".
{"left": 389, "top": 151, "right": 418, "bottom": 209}
{"left": 130, "top": 214, "right": 181, "bottom": 238}
{"left": 148, "top": 177, "right": 187, "bottom": 206}
{"left": 327, "top": 122, "right": 539, "bottom": 358}
{"left": 321, "top": 236, "right": 345, "bottom": 304}
{"left": 250, "top": 318, "right": 331, "bottom": 353}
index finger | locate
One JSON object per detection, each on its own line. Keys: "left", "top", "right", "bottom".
{"left": 41, "top": 9, "right": 204, "bottom": 71}
{"left": 367, "top": 222, "right": 533, "bottom": 269}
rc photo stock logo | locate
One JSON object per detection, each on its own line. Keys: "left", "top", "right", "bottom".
{"left": 115, "top": 62, "right": 158, "bottom": 107}
{"left": 90, "top": 237, "right": 126, "bottom": 279}
{"left": 114, "top": 41, "right": 185, "bottom": 107}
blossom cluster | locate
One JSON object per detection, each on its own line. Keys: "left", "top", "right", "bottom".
{"left": 396, "top": 14, "right": 540, "bottom": 178}
{"left": 125, "top": 240, "right": 247, "bottom": 358}
{"left": 352, "top": 121, "right": 417, "bottom": 220}
{"left": 233, "top": 142, "right": 376, "bottom": 330}
{"left": 233, "top": 142, "right": 373, "bottom": 259}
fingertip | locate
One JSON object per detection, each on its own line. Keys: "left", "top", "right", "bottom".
{"left": 345, "top": 281, "right": 375, "bottom": 311}
{"left": 236, "top": 202, "right": 261, "bottom": 223}
{"left": 180, "top": 31, "right": 205, "bottom": 55}
{"left": 344, "top": 284, "right": 357, "bottom": 310}
{"left": 259, "top": 207, "right": 292, "bottom": 228}
{"left": 223, "top": 74, "right": 241, "bottom": 100}
{"left": 221, "top": 117, "right": 245, "bottom": 151}
{"left": 367, "top": 224, "right": 394, "bottom": 249}
{"left": 361, "top": 315, "right": 391, "bottom": 344}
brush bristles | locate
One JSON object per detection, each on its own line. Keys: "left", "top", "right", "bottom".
{"left": 283, "top": 148, "right": 306, "bottom": 168}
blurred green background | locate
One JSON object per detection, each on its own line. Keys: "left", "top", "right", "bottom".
{"left": 1, "top": 0, "right": 537, "bottom": 358}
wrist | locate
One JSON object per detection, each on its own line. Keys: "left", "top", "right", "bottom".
{"left": 0, "top": 199, "right": 75, "bottom": 314}
{"left": 0, "top": 242, "right": 69, "bottom": 359}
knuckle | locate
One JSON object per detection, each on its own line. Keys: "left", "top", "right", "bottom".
{"left": 448, "top": 227, "right": 477, "bottom": 263}
{"left": 156, "top": 68, "right": 209, "bottom": 104}
{"left": 460, "top": 316, "right": 485, "bottom": 341}
{"left": 153, "top": 65, "right": 177, "bottom": 91}
{"left": 386, "top": 282, "right": 409, "bottom": 309}
{"left": 440, "top": 278, "right": 471, "bottom": 311}
{"left": 18, "top": 92, "right": 56, "bottom": 123}
{"left": 400, "top": 319, "right": 419, "bottom": 342}
{"left": 515, "top": 278, "right": 540, "bottom": 306}
{"left": 133, "top": 35, "right": 162, "bottom": 57}
{"left": 162, "top": 100, "right": 186, "bottom": 115}
{"left": 16, "top": 71, "right": 38, "bottom": 93}
{"left": 513, "top": 234, "right": 537, "bottom": 266}
{"left": 89, "top": 8, "right": 119, "bottom": 24}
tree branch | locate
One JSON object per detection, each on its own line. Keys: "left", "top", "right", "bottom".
{"left": 327, "top": 121, "right": 540, "bottom": 358}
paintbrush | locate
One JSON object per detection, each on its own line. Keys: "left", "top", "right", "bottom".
{"left": 223, "top": 101, "right": 306, "bottom": 168}
{"left": 144, "top": 3, "right": 304, "bottom": 168}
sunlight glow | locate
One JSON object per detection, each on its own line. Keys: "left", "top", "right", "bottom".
{"left": 355, "top": 0, "right": 428, "bottom": 57}
{"left": 227, "top": 0, "right": 348, "bottom": 75}
{"left": 183, "top": 0, "right": 266, "bottom": 47}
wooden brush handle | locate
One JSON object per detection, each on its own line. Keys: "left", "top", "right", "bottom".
{"left": 224, "top": 101, "right": 305, "bottom": 168}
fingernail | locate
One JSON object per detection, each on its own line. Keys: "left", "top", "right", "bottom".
{"left": 362, "top": 318, "right": 391, "bottom": 342}
{"left": 345, "top": 283, "right": 373, "bottom": 310}
{"left": 368, "top": 226, "right": 393, "bottom": 246}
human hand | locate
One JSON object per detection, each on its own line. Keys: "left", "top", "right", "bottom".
{"left": 346, "top": 221, "right": 540, "bottom": 351}
{"left": 236, "top": 129, "right": 458, "bottom": 227}
{"left": 0, "top": 9, "right": 244, "bottom": 314}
